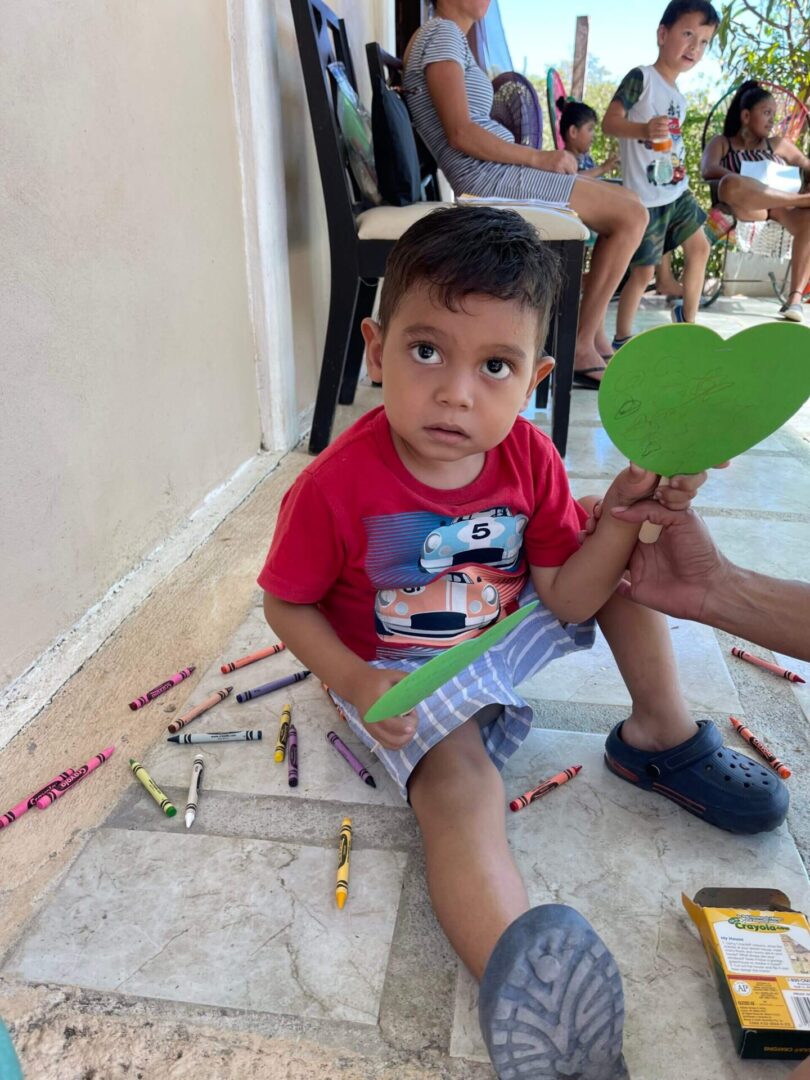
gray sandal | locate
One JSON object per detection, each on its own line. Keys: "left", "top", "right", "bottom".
{"left": 479, "top": 904, "right": 625, "bottom": 1079}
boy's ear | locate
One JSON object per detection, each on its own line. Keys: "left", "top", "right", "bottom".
{"left": 525, "top": 355, "right": 555, "bottom": 405}
{"left": 656, "top": 24, "right": 667, "bottom": 47}
{"left": 362, "top": 318, "right": 384, "bottom": 382}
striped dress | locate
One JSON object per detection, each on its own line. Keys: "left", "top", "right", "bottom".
{"left": 403, "top": 19, "right": 576, "bottom": 206}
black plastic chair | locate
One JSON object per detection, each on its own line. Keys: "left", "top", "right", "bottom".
{"left": 292, "top": 0, "right": 588, "bottom": 456}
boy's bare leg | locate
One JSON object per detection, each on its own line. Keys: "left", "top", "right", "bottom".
{"left": 596, "top": 589, "right": 697, "bottom": 751}
{"left": 615, "top": 264, "right": 655, "bottom": 341}
{"left": 408, "top": 715, "right": 529, "bottom": 981}
{"left": 680, "top": 228, "right": 711, "bottom": 322}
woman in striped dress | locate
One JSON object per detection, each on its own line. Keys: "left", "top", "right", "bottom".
{"left": 403, "top": 1, "right": 648, "bottom": 387}
{"left": 702, "top": 80, "right": 810, "bottom": 322}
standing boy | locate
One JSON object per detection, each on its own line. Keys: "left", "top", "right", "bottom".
{"left": 604, "top": 0, "right": 718, "bottom": 346}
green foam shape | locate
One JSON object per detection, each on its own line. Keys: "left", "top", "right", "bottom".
{"left": 598, "top": 323, "right": 810, "bottom": 475}
{"left": 364, "top": 601, "right": 538, "bottom": 724}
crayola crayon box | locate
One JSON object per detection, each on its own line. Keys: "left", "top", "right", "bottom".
{"left": 683, "top": 887, "right": 810, "bottom": 1060}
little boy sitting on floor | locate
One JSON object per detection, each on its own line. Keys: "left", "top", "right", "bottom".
{"left": 258, "top": 206, "right": 787, "bottom": 1080}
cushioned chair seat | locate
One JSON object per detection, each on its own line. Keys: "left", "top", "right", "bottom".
{"left": 358, "top": 202, "right": 589, "bottom": 242}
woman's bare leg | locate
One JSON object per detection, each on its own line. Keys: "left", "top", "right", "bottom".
{"left": 568, "top": 178, "right": 648, "bottom": 380}
{"left": 771, "top": 205, "right": 810, "bottom": 299}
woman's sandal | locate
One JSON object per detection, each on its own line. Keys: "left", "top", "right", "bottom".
{"left": 479, "top": 904, "right": 626, "bottom": 1080}
{"left": 604, "top": 720, "right": 789, "bottom": 834}
{"left": 572, "top": 368, "right": 604, "bottom": 390}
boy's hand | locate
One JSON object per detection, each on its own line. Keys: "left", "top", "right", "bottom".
{"left": 604, "top": 152, "right": 620, "bottom": 171}
{"left": 645, "top": 115, "right": 671, "bottom": 141}
{"left": 349, "top": 667, "right": 417, "bottom": 751}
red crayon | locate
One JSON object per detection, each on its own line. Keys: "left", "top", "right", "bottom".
{"left": 729, "top": 717, "right": 791, "bottom": 780}
{"left": 220, "top": 643, "right": 286, "bottom": 674}
{"left": 129, "top": 666, "right": 195, "bottom": 710}
{"left": 509, "top": 765, "right": 582, "bottom": 812}
{"left": 731, "top": 647, "right": 805, "bottom": 684}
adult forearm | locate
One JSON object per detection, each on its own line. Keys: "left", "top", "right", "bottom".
{"left": 262, "top": 595, "right": 370, "bottom": 701}
{"left": 701, "top": 566, "right": 810, "bottom": 661}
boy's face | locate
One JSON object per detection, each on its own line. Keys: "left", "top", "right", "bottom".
{"left": 657, "top": 11, "right": 715, "bottom": 74}
{"left": 362, "top": 286, "right": 553, "bottom": 487}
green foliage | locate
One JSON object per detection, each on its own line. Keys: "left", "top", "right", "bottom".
{"left": 716, "top": 0, "right": 810, "bottom": 104}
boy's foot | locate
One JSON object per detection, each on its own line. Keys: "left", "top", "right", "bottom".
{"left": 479, "top": 903, "right": 625, "bottom": 1080}
{"left": 670, "top": 302, "right": 686, "bottom": 324}
{"left": 604, "top": 719, "right": 789, "bottom": 834}
{"left": 611, "top": 335, "right": 633, "bottom": 351}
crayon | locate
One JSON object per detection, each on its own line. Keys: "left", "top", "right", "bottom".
{"left": 168, "top": 686, "right": 233, "bottom": 733}
{"left": 236, "top": 670, "right": 311, "bottom": 703}
{"left": 731, "top": 647, "right": 805, "bottom": 684}
{"left": 35, "top": 748, "right": 115, "bottom": 809}
{"left": 336, "top": 817, "right": 352, "bottom": 909}
{"left": 167, "top": 730, "right": 262, "bottom": 744}
{"left": 326, "top": 730, "right": 376, "bottom": 788}
{"left": 129, "top": 665, "right": 195, "bottom": 710}
{"left": 185, "top": 754, "right": 205, "bottom": 829}
{"left": 322, "top": 683, "right": 349, "bottom": 723}
{"left": 275, "top": 704, "right": 292, "bottom": 762}
{"left": 220, "top": 642, "right": 286, "bottom": 674}
{"left": 288, "top": 724, "right": 299, "bottom": 788}
{"left": 509, "top": 764, "right": 582, "bottom": 812}
{"left": 729, "top": 717, "right": 792, "bottom": 779}
{"left": 129, "top": 759, "right": 177, "bottom": 817}
{"left": 0, "top": 768, "right": 80, "bottom": 828}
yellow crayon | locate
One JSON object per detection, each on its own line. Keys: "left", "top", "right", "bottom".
{"left": 336, "top": 817, "right": 352, "bottom": 910}
{"left": 275, "top": 704, "right": 292, "bottom": 763}
{"left": 129, "top": 758, "right": 177, "bottom": 817}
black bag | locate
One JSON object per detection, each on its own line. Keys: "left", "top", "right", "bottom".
{"left": 371, "top": 76, "right": 423, "bottom": 207}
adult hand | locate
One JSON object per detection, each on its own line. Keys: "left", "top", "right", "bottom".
{"left": 532, "top": 148, "right": 578, "bottom": 174}
{"left": 348, "top": 667, "right": 417, "bottom": 751}
{"left": 645, "top": 115, "right": 671, "bottom": 141}
{"left": 609, "top": 505, "right": 730, "bottom": 622}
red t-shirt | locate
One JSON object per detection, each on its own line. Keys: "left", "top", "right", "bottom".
{"left": 258, "top": 407, "right": 585, "bottom": 661}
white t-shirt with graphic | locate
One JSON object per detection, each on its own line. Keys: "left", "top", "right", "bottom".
{"left": 613, "top": 64, "right": 688, "bottom": 208}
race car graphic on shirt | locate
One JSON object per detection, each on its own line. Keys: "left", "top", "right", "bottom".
{"left": 419, "top": 508, "right": 528, "bottom": 573}
{"left": 375, "top": 570, "right": 501, "bottom": 642}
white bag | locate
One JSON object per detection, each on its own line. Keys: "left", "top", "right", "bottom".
{"left": 739, "top": 159, "right": 802, "bottom": 193}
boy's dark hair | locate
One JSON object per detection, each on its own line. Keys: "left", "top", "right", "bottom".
{"left": 659, "top": 0, "right": 719, "bottom": 28}
{"left": 722, "top": 79, "right": 773, "bottom": 138}
{"left": 557, "top": 97, "right": 598, "bottom": 142}
{"left": 378, "top": 206, "right": 561, "bottom": 350}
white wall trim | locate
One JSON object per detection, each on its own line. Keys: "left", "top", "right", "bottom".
{"left": 227, "top": 0, "right": 299, "bottom": 453}
{"left": 0, "top": 449, "right": 286, "bottom": 752}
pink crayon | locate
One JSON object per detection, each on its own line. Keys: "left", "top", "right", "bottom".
{"left": 129, "top": 666, "right": 195, "bottom": 710}
{"left": 0, "top": 768, "right": 80, "bottom": 830}
{"left": 36, "top": 747, "right": 115, "bottom": 808}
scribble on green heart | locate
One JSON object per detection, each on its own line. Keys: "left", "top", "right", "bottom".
{"left": 598, "top": 323, "right": 810, "bottom": 475}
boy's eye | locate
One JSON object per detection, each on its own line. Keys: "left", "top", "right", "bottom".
{"left": 411, "top": 343, "right": 440, "bottom": 364}
{"left": 482, "top": 358, "right": 511, "bottom": 380}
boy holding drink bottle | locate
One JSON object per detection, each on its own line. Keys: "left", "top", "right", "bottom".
{"left": 603, "top": 0, "right": 718, "bottom": 346}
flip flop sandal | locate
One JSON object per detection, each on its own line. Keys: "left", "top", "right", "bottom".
{"left": 604, "top": 720, "right": 789, "bottom": 835}
{"left": 572, "top": 367, "right": 604, "bottom": 390}
{"left": 479, "top": 904, "right": 625, "bottom": 1080}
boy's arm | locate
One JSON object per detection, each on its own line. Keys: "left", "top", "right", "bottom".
{"left": 262, "top": 593, "right": 417, "bottom": 750}
{"left": 602, "top": 68, "right": 669, "bottom": 142}
{"left": 583, "top": 153, "right": 620, "bottom": 179}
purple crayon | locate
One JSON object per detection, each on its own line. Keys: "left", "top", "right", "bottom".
{"left": 288, "top": 724, "right": 299, "bottom": 788}
{"left": 236, "top": 670, "right": 311, "bottom": 703}
{"left": 129, "top": 666, "right": 195, "bottom": 710}
{"left": 326, "top": 730, "right": 376, "bottom": 788}
{"left": 0, "top": 768, "right": 80, "bottom": 829}
{"left": 36, "top": 747, "right": 115, "bottom": 808}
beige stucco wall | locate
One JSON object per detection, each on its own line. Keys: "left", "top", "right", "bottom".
{"left": 1, "top": 0, "right": 261, "bottom": 685}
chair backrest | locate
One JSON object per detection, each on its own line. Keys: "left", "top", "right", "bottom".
{"left": 491, "top": 72, "right": 543, "bottom": 149}
{"left": 701, "top": 80, "right": 810, "bottom": 151}
{"left": 290, "top": 0, "right": 363, "bottom": 248}
{"left": 366, "top": 40, "right": 440, "bottom": 200}
{"left": 546, "top": 69, "right": 568, "bottom": 150}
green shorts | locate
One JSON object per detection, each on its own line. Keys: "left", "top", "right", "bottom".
{"left": 631, "top": 189, "right": 708, "bottom": 267}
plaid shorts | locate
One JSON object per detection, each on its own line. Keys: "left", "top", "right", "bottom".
{"left": 631, "top": 189, "right": 708, "bottom": 267}
{"left": 329, "top": 582, "right": 595, "bottom": 801}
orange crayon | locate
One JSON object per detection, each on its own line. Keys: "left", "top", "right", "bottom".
{"left": 509, "top": 765, "right": 582, "bottom": 812}
{"left": 729, "top": 717, "right": 791, "bottom": 780}
{"left": 168, "top": 686, "right": 233, "bottom": 734}
{"left": 322, "top": 683, "right": 349, "bottom": 723}
{"left": 220, "top": 643, "right": 286, "bottom": 674}
{"left": 731, "top": 647, "right": 805, "bottom": 684}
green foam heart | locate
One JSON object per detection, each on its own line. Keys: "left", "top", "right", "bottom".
{"left": 364, "top": 601, "right": 538, "bottom": 724}
{"left": 598, "top": 323, "right": 810, "bottom": 475}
